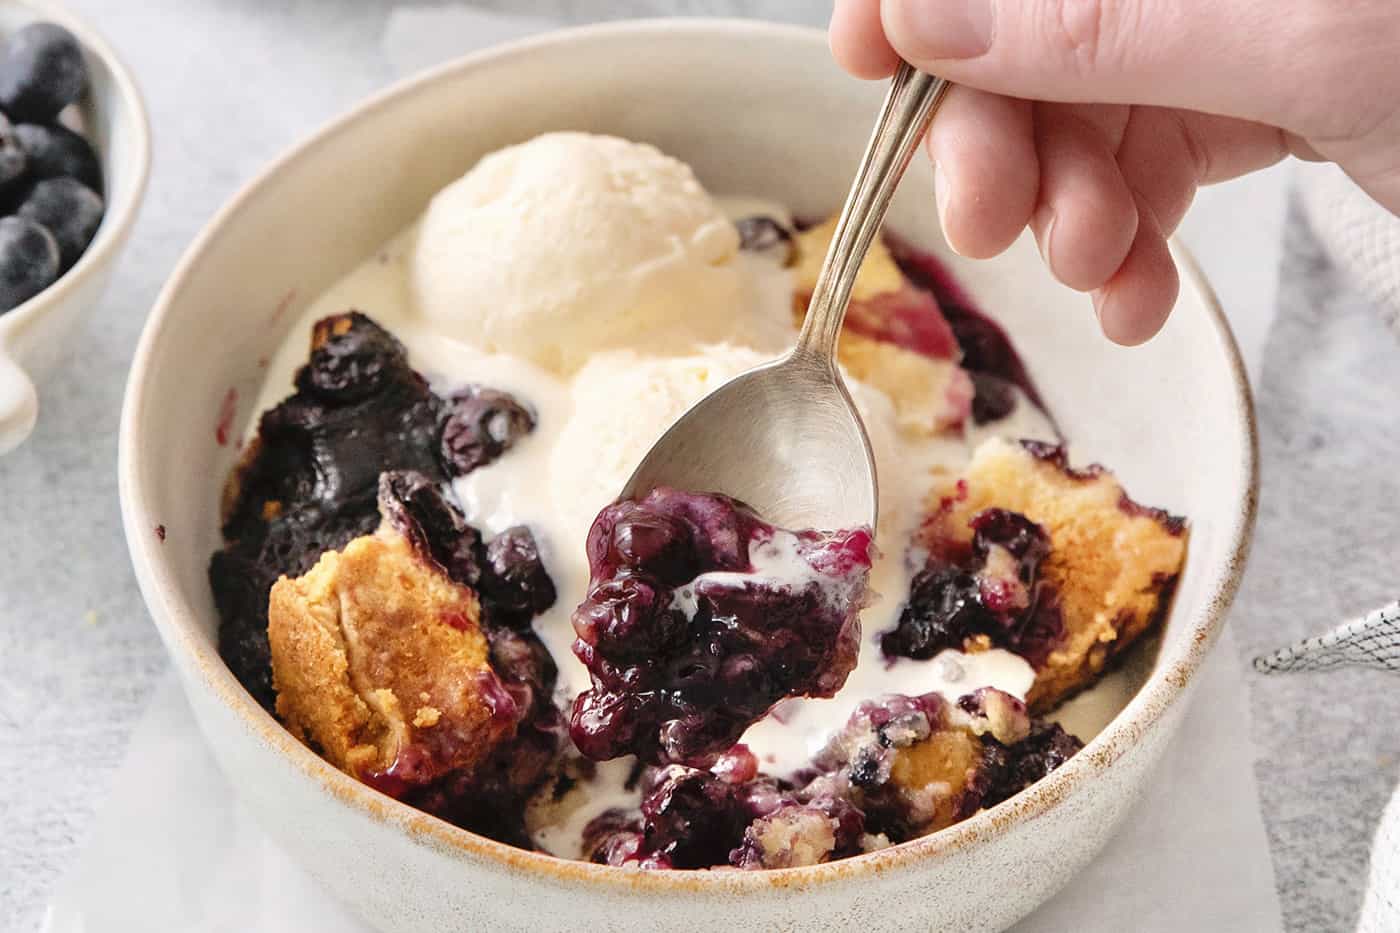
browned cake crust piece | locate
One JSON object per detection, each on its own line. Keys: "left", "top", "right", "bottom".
{"left": 268, "top": 525, "right": 517, "bottom": 788}
{"left": 927, "top": 438, "right": 1187, "bottom": 711}
{"left": 831, "top": 332, "right": 974, "bottom": 436}
{"left": 790, "top": 217, "right": 972, "bottom": 434}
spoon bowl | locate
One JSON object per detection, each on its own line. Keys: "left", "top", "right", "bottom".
{"left": 622, "top": 63, "right": 950, "bottom": 533}
{"left": 620, "top": 348, "right": 878, "bottom": 531}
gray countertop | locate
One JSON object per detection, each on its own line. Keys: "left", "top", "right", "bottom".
{"left": 1, "top": 2, "right": 1396, "bottom": 931}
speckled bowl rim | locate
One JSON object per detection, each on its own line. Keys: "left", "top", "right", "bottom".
{"left": 119, "top": 18, "right": 1258, "bottom": 897}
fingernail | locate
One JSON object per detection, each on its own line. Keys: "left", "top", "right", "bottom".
{"left": 886, "top": 0, "right": 995, "bottom": 60}
{"left": 934, "top": 160, "right": 964, "bottom": 254}
{"left": 1091, "top": 289, "right": 1106, "bottom": 324}
{"left": 1033, "top": 204, "right": 1057, "bottom": 271}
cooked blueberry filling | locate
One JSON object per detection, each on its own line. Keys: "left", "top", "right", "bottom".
{"left": 212, "top": 312, "right": 563, "bottom": 846}
{"left": 969, "top": 371, "right": 1018, "bottom": 424}
{"left": 580, "top": 688, "right": 1078, "bottom": 870}
{"left": 379, "top": 469, "right": 486, "bottom": 580}
{"left": 481, "top": 525, "right": 558, "bottom": 622}
{"left": 440, "top": 384, "right": 537, "bottom": 477}
{"left": 881, "top": 507, "right": 1062, "bottom": 666}
{"left": 636, "top": 765, "right": 756, "bottom": 868}
{"left": 582, "top": 808, "right": 666, "bottom": 869}
{"left": 887, "top": 234, "right": 1050, "bottom": 421}
{"left": 210, "top": 313, "right": 447, "bottom": 708}
{"left": 211, "top": 313, "right": 557, "bottom": 711}
{"left": 569, "top": 488, "right": 872, "bottom": 767}
{"left": 990, "top": 720, "right": 1084, "bottom": 802}
{"left": 583, "top": 762, "right": 864, "bottom": 870}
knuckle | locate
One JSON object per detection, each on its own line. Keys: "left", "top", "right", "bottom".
{"left": 1038, "top": 0, "right": 1141, "bottom": 77}
{"left": 1168, "top": 111, "right": 1213, "bottom": 183}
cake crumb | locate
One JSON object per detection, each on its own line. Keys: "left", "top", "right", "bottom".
{"left": 414, "top": 706, "right": 442, "bottom": 728}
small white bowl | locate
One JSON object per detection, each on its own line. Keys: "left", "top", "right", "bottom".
{"left": 120, "top": 20, "right": 1255, "bottom": 933}
{"left": 0, "top": 0, "right": 149, "bottom": 453}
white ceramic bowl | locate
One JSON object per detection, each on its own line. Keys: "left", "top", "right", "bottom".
{"left": 0, "top": 0, "right": 149, "bottom": 453}
{"left": 120, "top": 20, "right": 1255, "bottom": 933}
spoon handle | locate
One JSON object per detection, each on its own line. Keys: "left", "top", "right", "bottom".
{"left": 795, "top": 63, "right": 952, "bottom": 363}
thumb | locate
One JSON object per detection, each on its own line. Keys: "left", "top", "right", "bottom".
{"left": 877, "top": 0, "right": 1393, "bottom": 137}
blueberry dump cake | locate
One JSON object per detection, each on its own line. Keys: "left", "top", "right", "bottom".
{"left": 209, "top": 132, "right": 1187, "bottom": 870}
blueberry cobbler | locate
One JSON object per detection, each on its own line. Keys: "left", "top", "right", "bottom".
{"left": 209, "top": 132, "right": 1187, "bottom": 870}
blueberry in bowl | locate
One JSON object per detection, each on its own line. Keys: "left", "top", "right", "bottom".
{"left": 0, "top": 21, "right": 87, "bottom": 123}
{"left": 0, "top": 22, "right": 106, "bottom": 304}
{"left": 0, "top": 6, "right": 147, "bottom": 454}
{"left": 0, "top": 212, "right": 56, "bottom": 309}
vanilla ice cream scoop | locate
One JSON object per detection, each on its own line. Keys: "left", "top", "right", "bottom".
{"left": 411, "top": 132, "right": 749, "bottom": 373}
{"left": 549, "top": 343, "right": 920, "bottom": 554}
{"left": 550, "top": 344, "right": 770, "bottom": 543}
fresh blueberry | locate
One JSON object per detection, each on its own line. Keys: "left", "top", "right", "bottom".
{"left": 14, "top": 121, "right": 100, "bottom": 192}
{"left": 0, "top": 23, "right": 86, "bottom": 123}
{"left": 17, "top": 176, "right": 102, "bottom": 269}
{"left": 0, "top": 215, "right": 58, "bottom": 312}
{"left": 0, "top": 113, "right": 26, "bottom": 191}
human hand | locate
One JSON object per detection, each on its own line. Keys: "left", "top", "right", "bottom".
{"left": 830, "top": 0, "right": 1400, "bottom": 344}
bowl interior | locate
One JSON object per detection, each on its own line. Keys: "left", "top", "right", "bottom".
{"left": 123, "top": 19, "right": 1252, "bottom": 875}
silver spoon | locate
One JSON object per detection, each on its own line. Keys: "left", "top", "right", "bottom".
{"left": 621, "top": 64, "right": 952, "bottom": 533}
